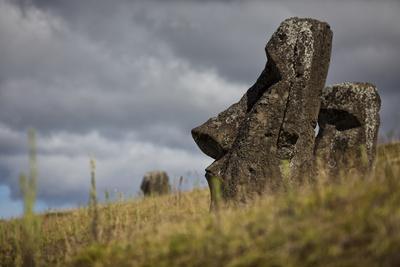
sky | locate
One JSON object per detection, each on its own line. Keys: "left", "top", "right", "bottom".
{"left": 0, "top": 0, "right": 399, "bottom": 218}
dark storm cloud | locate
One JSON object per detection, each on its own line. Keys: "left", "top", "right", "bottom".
{"left": 0, "top": 0, "right": 399, "bottom": 209}
{"left": 2, "top": 0, "right": 245, "bottom": 137}
{"left": 15, "top": 0, "right": 400, "bottom": 92}
{"left": 20, "top": 0, "right": 400, "bottom": 108}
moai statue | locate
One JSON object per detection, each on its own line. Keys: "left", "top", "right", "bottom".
{"left": 315, "top": 82, "right": 381, "bottom": 177}
{"left": 140, "top": 171, "right": 171, "bottom": 196}
{"left": 192, "top": 17, "right": 332, "bottom": 205}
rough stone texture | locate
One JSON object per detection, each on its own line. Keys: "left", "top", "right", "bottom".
{"left": 140, "top": 171, "right": 170, "bottom": 196}
{"left": 192, "top": 17, "right": 333, "bottom": 205}
{"left": 314, "top": 82, "right": 381, "bottom": 176}
{"left": 191, "top": 62, "right": 280, "bottom": 160}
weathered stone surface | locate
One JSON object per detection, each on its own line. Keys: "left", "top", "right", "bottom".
{"left": 193, "top": 17, "right": 333, "bottom": 204}
{"left": 140, "top": 171, "right": 170, "bottom": 196}
{"left": 193, "top": 18, "right": 332, "bottom": 164}
{"left": 315, "top": 82, "right": 381, "bottom": 176}
{"left": 191, "top": 63, "right": 280, "bottom": 160}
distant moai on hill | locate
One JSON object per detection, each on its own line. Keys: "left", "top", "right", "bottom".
{"left": 140, "top": 171, "right": 170, "bottom": 196}
{"left": 191, "top": 17, "right": 381, "bottom": 207}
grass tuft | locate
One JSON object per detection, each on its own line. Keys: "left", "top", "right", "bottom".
{"left": 18, "top": 129, "right": 41, "bottom": 267}
{"left": 89, "top": 158, "right": 99, "bottom": 243}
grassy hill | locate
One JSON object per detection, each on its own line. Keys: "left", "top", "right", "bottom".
{"left": 1, "top": 142, "right": 400, "bottom": 267}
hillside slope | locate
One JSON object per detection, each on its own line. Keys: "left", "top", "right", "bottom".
{"left": 0, "top": 142, "right": 399, "bottom": 267}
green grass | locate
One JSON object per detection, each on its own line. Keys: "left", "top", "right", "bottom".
{"left": 0, "top": 142, "right": 399, "bottom": 267}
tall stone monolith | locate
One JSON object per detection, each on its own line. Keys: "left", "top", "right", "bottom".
{"left": 192, "top": 17, "right": 333, "bottom": 205}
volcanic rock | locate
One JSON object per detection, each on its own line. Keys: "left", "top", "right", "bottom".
{"left": 192, "top": 17, "right": 333, "bottom": 204}
{"left": 191, "top": 62, "right": 280, "bottom": 160}
{"left": 315, "top": 82, "right": 381, "bottom": 176}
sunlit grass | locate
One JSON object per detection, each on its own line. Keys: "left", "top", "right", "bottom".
{"left": 16, "top": 129, "right": 41, "bottom": 267}
{"left": 0, "top": 141, "right": 399, "bottom": 266}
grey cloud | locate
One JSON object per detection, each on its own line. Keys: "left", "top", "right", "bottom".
{"left": 32, "top": 0, "right": 399, "bottom": 104}
{"left": 129, "top": 1, "right": 291, "bottom": 83}
{"left": 0, "top": 124, "right": 211, "bottom": 204}
{"left": 0, "top": 1, "right": 244, "bottom": 142}
{"left": 15, "top": 0, "right": 400, "bottom": 91}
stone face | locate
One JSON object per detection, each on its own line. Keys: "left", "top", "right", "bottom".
{"left": 315, "top": 82, "right": 381, "bottom": 176}
{"left": 191, "top": 17, "right": 333, "bottom": 204}
{"left": 191, "top": 63, "right": 280, "bottom": 160}
{"left": 140, "top": 171, "right": 170, "bottom": 196}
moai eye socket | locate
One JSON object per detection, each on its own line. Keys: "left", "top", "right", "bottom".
{"left": 319, "top": 109, "right": 362, "bottom": 131}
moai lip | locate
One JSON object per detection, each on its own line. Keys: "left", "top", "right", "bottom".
{"left": 314, "top": 82, "right": 381, "bottom": 177}
{"left": 192, "top": 17, "right": 333, "bottom": 205}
